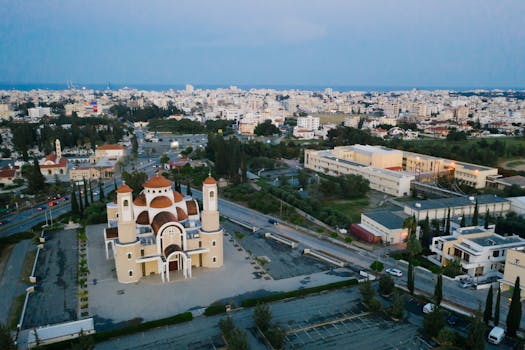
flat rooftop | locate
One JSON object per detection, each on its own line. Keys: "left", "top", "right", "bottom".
{"left": 406, "top": 194, "right": 509, "bottom": 211}
{"left": 469, "top": 235, "right": 525, "bottom": 247}
{"left": 363, "top": 210, "right": 407, "bottom": 229}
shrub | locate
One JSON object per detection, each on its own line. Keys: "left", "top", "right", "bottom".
{"left": 437, "top": 327, "right": 456, "bottom": 346}
{"left": 359, "top": 279, "right": 375, "bottom": 306}
{"left": 253, "top": 303, "right": 271, "bottom": 332}
{"left": 204, "top": 303, "right": 226, "bottom": 316}
{"left": 379, "top": 274, "right": 394, "bottom": 296}
{"left": 265, "top": 327, "right": 286, "bottom": 349}
{"left": 368, "top": 298, "right": 382, "bottom": 312}
{"left": 370, "top": 260, "right": 384, "bottom": 272}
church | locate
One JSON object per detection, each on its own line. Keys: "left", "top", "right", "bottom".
{"left": 104, "top": 174, "right": 223, "bottom": 283}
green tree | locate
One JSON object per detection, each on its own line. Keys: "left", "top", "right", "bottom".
{"left": 506, "top": 276, "right": 522, "bottom": 337}
{"left": 494, "top": 287, "right": 501, "bottom": 326}
{"left": 423, "top": 306, "right": 445, "bottom": 338}
{"left": 359, "top": 279, "right": 375, "bottom": 306}
{"left": 483, "top": 285, "right": 493, "bottom": 325}
{"left": 298, "top": 169, "right": 310, "bottom": 189}
{"left": 89, "top": 180, "right": 94, "bottom": 204}
{"left": 218, "top": 316, "right": 235, "bottom": 341}
{"left": 186, "top": 180, "right": 192, "bottom": 196}
{"left": 25, "top": 157, "right": 46, "bottom": 194}
{"left": 472, "top": 200, "right": 479, "bottom": 226}
{"left": 407, "top": 262, "right": 415, "bottom": 294}
{"left": 460, "top": 216, "right": 466, "bottom": 227}
{"left": 445, "top": 208, "right": 451, "bottom": 235}
{"left": 160, "top": 153, "right": 169, "bottom": 165}
{"left": 370, "top": 260, "right": 384, "bottom": 272}
{"left": 71, "top": 185, "right": 79, "bottom": 215}
{"left": 265, "top": 327, "right": 286, "bottom": 349}
{"left": 99, "top": 181, "right": 105, "bottom": 202}
{"left": 379, "top": 273, "right": 394, "bottom": 296}
{"left": 228, "top": 328, "right": 249, "bottom": 350}
{"left": 468, "top": 307, "right": 487, "bottom": 350}
{"left": 254, "top": 119, "right": 280, "bottom": 136}
{"left": 389, "top": 290, "right": 405, "bottom": 320}
{"left": 121, "top": 170, "right": 147, "bottom": 196}
{"left": 403, "top": 216, "right": 421, "bottom": 258}
{"left": 83, "top": 178, "right": 89, "bottom": 207}
{"left": 443, "top": 258, "right": 462, "bottom": 278}
{"left": 437, "top": 328, "right": 456, "bottom": 347}
{"left": 484, "top": 210, "right": 490, "bottom": 229}
{"left": 0, "top": 322, "right": 16, "bottom": 350}
{"left": 253, "top": 303, "right": 271, "bottom": 332}
{"left": 131, "top": 134, "right": 138, "bottom": 158}
{"left": 421, "top": 215, "right": 432, "bottom": 249}
{"left": 78, "top": 185, "right": 84, "bottom": 217}
{"left": 434, "top": 274, "right": 443, "bottom": 305}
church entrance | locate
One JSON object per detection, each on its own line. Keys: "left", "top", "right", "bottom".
{"left": 169, "top": 260, "right": 178, "bottom": 271}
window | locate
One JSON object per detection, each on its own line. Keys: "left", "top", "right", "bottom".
{"left": 141, "top": 249, "right": 144, "bottom": 257}
{"left": 128, "top": 270, "right": 133, "bottom": 277}
{"left": 127, "top": 252, "right": 132, "bottom": 259}
{"left": 124, "top": 200, "right": 129, "bottom": 207}
{"left": 212, "top": 256, "right": 217, "bottom": 263}
{"left": 210, "top": 191, "right": 215, "bottom": 199}
{"left": 493, "top": 250, "right": 500, "bottom": 257}
{"left": 199, "top": 241, "right": 202, "bottom": 248}
{"left": 212, "top": 240, "right": 216, "bottom": 247}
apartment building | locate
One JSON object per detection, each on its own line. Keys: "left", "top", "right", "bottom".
{"left": 296, "top": 115, "right": 320, "bottom": 130}
{"left": 501, "top": 249, "right": 525, "bottom": 299}
{"left": 430, "top": 226, "right": 525, "bottom": 280}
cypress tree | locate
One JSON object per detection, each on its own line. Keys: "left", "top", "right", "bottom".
{"left": 99, "top": 181, "right": 105, "bottom": 202}
{"left": 434, "top": 274, "right": 443, "bottom": 305}
{"left": 468, "top": 307, "right": 487, "bottom": 350}
{"left": 472, "top": 200, "right": 479, "bottom": 226}
{"left": 78, "top": 185, "right": 84, "bottom": 216}
{"left": 494, "top": 287, "right": 501, "bottom": 326}
{"left": 407, "top": 262, "right": 415, "bottom": 295}
{"left": 83, "top": 178, "right": 89, "bottom": 207}
{"left": 445, "top": 208, "right": 451, "bottom": 235}
{"left": 89, "top": 180, "right": 94, "bottom": 203}
{"left": 71, "top": 185, "right": 79, "bottom": 215}
{"left": 506, "top": 276, "right": 522, "bottom": 337}
{"left": 460, "top": 216, "right": 466, "bottom": 227}
{"left": 421, "top": 215, "right": 431, "bottom": 249}
{"left": 186, "top": 180, "right": 192, "bottom": 196}
{"left": 484, "top": 210, "right": 490, "bottom": 229}
{"left": 483, "top": 285, "right": 493, "bottom": 325}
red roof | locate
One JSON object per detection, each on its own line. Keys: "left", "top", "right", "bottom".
{"left": 133, "top": 193, "right": 146, "bottom": 206}
{"left": 136, "top": 211, "right": 150, "bottom": 225}
{"left": 40, "top": 153, "right": 67, "bottom": 168}
{"left": 151, "top": 211, "right": 178, "bottom": 235}
{"left": 203, "top": 176, "right": 216, "bottom": 185}
{"left": 97, "top": 144, "right": 126, "bottom": 151}
{"left": 0, "top": 168, "right": 16, "bottom": 178}
{"left": 173, "top": 190, "right": 184, "bottom": 202}
{"left": 176, "top": 207, "right": 188, "bottom": 221}
{"left": 116, "top": 184, "right": 133, "bottom": 193}
{"left": 186, "top": 200, "right": 198, "bottom": 215}
{"left": 150, "top": 196, "right": 173, "bottom": 208}
{"left": 143, "top": 175, "right": 173, "bottom": 188}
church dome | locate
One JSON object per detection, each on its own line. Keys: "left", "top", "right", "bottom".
{"left": 143, "top": 176, "right": 173, "bottom": 189}
{"left": 173, "top": 190, "right": 184, "bottom": 203}
{"left": 203, "top": 176, "right": 216, "bottom": 185}
{"left": 150, "top": 195, "right": 173, "bottom": 208}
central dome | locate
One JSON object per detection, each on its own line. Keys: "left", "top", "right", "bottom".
{"left": 143, "top": 175, "right": 173, "bottom": 189}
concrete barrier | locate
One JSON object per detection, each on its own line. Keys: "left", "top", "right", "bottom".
{"left": 302, "top": 248, "right": 346, "bottom": 267}
{"left": 264, "top": 232, "right": 298, "bottom": 248}
{"left": 226, "top": 216, "right": 258, "bottom": 232}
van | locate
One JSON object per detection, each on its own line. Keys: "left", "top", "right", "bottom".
{"left": 488, "top": 326, "right": 505, "bottom": 344}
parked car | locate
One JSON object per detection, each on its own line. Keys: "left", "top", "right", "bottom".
{"left": 37, "top": 206, "right": 45, "bottom": 211}
{"left": 423, "top": 303, "right": 436, "bottom": 314}
{"left": 458, "top": 279, "right": 474, "bottom": 289}
{"left": 385, "top": 268, "right": 403, "bottom": 277}
{"left": 488, "top": 326, "right": 505, "bottom": 344}
{"left": 447, "top": 314, "right": 459, "bottom": 326}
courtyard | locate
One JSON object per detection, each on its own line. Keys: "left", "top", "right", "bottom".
{"left": 86, "top": 223, "right": 357, "bottom": 330}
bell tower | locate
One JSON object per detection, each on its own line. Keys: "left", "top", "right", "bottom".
{"left": 55, "top": 139, "right": 62, "bottom": 159}
{"left": 201, "top": 176, "right": 219, "bottom": 232}
{"left": 116, "top": 184, "right": 136, "bottom": 243}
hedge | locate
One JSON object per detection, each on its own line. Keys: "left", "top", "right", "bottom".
{"left": 41, "top": 312, "right": 193, "bottom": 349}
{"left": 241, "top": 279, "right": 358, "bottom": 308}
{"left": 204, "top": 303, "right": 227, "bottom": 316}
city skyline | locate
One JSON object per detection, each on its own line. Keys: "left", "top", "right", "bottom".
{"left": 1, "top": 0, "right": 525, "bottom": 89}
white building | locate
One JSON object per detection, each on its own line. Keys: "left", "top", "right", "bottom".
{"left": 297, "top": 115, "right": 320, "bottom": 131}
{"left": 28, "top": 106, "right": 51, "bottom": 118}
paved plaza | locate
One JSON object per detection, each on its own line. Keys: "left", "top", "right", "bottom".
{"left": 24, "top": 229, "right": 78, "bottom": 328}
{"left": 223, "top": 221, "right": 333, "bottom": 280}
{"left": 86, "top": 224, "right": 356, "bottom": 329}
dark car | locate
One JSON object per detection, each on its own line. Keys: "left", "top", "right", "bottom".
{"left": 447, "top": 314, "right": 459, "bottom": 326}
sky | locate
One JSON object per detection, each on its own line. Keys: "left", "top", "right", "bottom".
{"left": 1, "top": 0, "right": 524, "bottom": 88}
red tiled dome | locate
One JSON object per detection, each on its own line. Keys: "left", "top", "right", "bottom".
{"left": 136, "top": 211, "right": 149, "bottom": 225}
{"left": 133, "top": 193, "right": 146, "bottom": 206}
{"left": 143, "top": 176, "right": 173, "bottom": 188}
{"left": 116, "top": 184, "right": 133, "bottom": 193}
{"left": 203, "top": 176, "right": 216, "bottom": 185}
{"left": 176, "top": 207, "right": 188, "bottom": 221}
{"left": 150, "top": 195, "right": 173, "bottom": 208}
{"left": 173, "top": 190, "right": 184, "bottom": 202}
{"left": 151, "top": 211, "right": 178, "bottom": 235}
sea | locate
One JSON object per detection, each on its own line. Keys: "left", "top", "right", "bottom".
{"left": 0, "top": 82, "right": 523, "bottom": 93}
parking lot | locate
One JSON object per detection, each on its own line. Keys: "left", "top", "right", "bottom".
{"left": 24, "top": 229, "right": 78, "bottom": 328}
{"left": 223, "top": 221, "right": 334, "bottom": 280}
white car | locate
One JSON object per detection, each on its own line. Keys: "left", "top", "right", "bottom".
{"left": 423, "top": 303, "right": 436, "bottom": 314}
{"left": 385, "top": 268, "right": 403, "bottom": 277}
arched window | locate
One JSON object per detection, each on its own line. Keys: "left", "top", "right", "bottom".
{"left": 212, "top": 256, "right": 217, "bottom": 263}
{"left": 127, "top": 252, "right": 132, "bottom": 260}
{"left": 128, "top": 270, "right": 133, "bottom": 277}
{"left": 210, "top": 191, "right": 215, "bottom": 199}
{"left": 212, "top": 240, "right": 216, "bottom": 247}
{"left": 123, "top": 200, "right": 129, "bottom": 207}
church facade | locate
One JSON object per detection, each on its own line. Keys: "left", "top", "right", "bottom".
{"left": 104, "top": 175, "right": 223, "bottom": 283}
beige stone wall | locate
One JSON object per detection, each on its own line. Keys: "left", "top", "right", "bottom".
{"left": 107, "top": 205, "right": 118, "bottom": 222}
{"left": 143, "top": 244, "right": 157, "bottom": 256}
{"left": 115, "top": 241, "right": 141, "bottom": 283}
{"left": 502, "top": 249, "right": 525, "bottom": 299}
{"left": 202, "top": 211, "right": 220, "bottom": 232}
{"left": 144, "top": 260, "right": 158, "bottom": 275}
{"left": 200, "top": 230, "right": 223, "bottom": 268}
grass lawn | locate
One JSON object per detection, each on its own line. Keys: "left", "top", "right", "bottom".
{"left": 505, "top": 160, "right": 525, "bottom": 168}
{"left": 19, "top": 248, "right": 37, "bottom": 282}
{"left": 325, "top": 198, "right": 370, "bottom": 223}
{"left": 7, "top": 293, "right": 26, "bottom": 329}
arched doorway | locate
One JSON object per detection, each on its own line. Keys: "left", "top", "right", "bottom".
{"left": 164, "top": 245, "right": 190, "bottom": 282}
